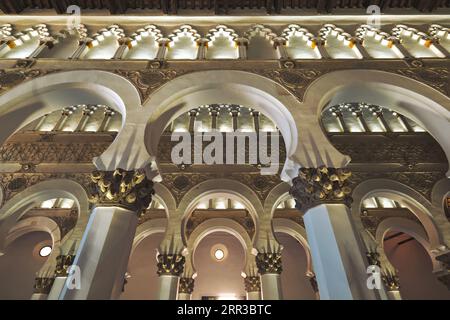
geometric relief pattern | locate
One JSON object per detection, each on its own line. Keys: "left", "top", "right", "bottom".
{"left": 0, "top": 142, "right": 111, "bottom": 163}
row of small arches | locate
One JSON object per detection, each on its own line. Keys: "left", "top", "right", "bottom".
{"left": 0, "top": 23, "right": 448, "bottom": 60}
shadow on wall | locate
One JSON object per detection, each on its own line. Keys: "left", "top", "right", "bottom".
{"left": 276, "top": 232, "right": 316, "bottom": 300}
{"left": 383, "top": 231, "right": 450, "bottom": 300}
{"left": 120, "top": 233, "right": 164, "bottom": 300}
{"left": 0, "top": 231, "right": 51, "bottom": 299}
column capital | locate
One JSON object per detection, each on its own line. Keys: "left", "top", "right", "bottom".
{"left": 179, "top": 277, "right": 195, "bottom": 294}
{"left": 434, "top": 250, "right": 450, "bottom": 289}
{"left": 244, "top": 276, "right": 261, "bottom": 292}
{"left": 157, "top": 254, "right": 185, "bottom": 277}
{"left": 290, "top": 166, "right": 352, "bottom": 212}
{"left": 33, "top": 277, "right": 55, "bottom": 295}
{"left": 382, "top": 270, "right": 400, "bottom": 291}
{"left": 54, "top": 254, "right": 76, "bottom": 277}
{"left": 256, "top": 252, "right": 282, "bottom": 275}
{"left": 88, "top": 168, "right": 154, "bottom": 214}
{"left": 307, "top": 274, "right": 319, "bottom": 293}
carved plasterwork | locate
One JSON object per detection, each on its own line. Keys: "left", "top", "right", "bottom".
{"left": 256, "top": 252, "right": 282, "bottom": 275}
{"left": 252, "top": 69, "right": 322, "bottom": 102}
{"left": 330, "top": 134, "right": 447, "bottom": 167}
{"left": 0, "top": 69, "right": 59, "bottom": 95}
{"left": 160, "top": 173, "right": 219, "bottom": 205}
{"left": 290, "top": 166, "right": 353, "bottom": 211}
{"left": 360, "top": 207, "right": 423, "bottom": 238}
{"left": 0, "top": 172, "right": 92, "bottom": 204}
{"left": 156, "top": 253, "right": 185, "bottom": 276}
{"left": 244, "top": 276, "right": 261, "bottom": 292}
{"left": 88, "top": 169, "right": 154, "bottom": 213}
{"left": 0, "top": 141, "right": 111, "bottom": 164}
{"left": 114, "top": 69, "right": 185, "bottom": 103}
{"left": 179, "top": 277, "right": 195, "bottom": 294}
{"left": 351, "top": 171, "right": 446, "bottom": 201}
{"left": 231, "top": 173, "right": 281, "bottom": 201}
{"left": 394, "top": 67, "right": 449, "bottom": 97}
{"left": 33, "top": 277, "right": 54, "bottom": 294}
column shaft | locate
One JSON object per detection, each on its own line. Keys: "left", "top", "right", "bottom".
{"left": 59, "top": 206, "right": 138, "bottom": 300}
{"left": 304, "top": 204, "right": 377, "bottom": 300}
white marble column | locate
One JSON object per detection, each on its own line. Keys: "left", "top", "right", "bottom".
{"left": 59, "top": 169, "right": 154, "bottom": 300}
{"left": 256, "top": 253, "right": 283, "bottom": 300}
{"left": 303, "top": 204, "right": 377, "bottom": 300}
{"left": 47, "top": 253, "right": 76, "bottom": 300}
{"left": 156, "top": 253, "right": 185, "bottom": 300}
{"left": 59, "top": 206, "right": 138, "bottom": 300}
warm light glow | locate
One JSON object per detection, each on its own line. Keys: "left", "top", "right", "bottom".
{"left": 362, "top": 198, "right": 377, "bottom": 209}
{"left": 196, "top": 201, "right": 209, "bottom": 209}
{"left": 40, "top": 199, "right": 57, "bottom": 209}
{"left": 232, "top": 201, "right": 245, "bottom": 209}
{"left": 214, "top": 249, "right": 225, "bottom": 261}
{"left": 214, "top": 201, "right": 227, "bottom": 209}
{"left": 217, "top": 294, "right": 238, "bottom": 300}
{"left": 378, "top": 197, "right": 396, "bottom": 208}
{"left": 59, "top": 198, "right": 75, "bottom": 209}
{"left": 39, "top": 246, "right": 52, "bottom": 257}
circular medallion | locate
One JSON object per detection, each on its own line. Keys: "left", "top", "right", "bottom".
{"left": 173, "top": 175, "right": 189, "bottom": 190}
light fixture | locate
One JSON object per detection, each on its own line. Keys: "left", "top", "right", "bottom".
{"left": 214, "top": 249, "right": 225, "bottom": 261}
{"left": 211, "top": 244, "right": 228, "bottom": 262}
{"left": 39, "top": 245, "right": 52, "bottom": 257}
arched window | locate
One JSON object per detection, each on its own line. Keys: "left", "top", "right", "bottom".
{"left": 0, "top": 24, "right": 49, "bottom": 59}
{"left": 205, "top": 25, "right": 239, "bottom": 59}
{"left": 321, "top": 103, "right": 425, "bottom": 133}
{"left": 124, "top": 25, "right": 162, "bottom": 60}
{"left": 244, "top": 25, "right": 278, "bottom": 59}
{"left": 356, "top": 25, "right": 404, "bottom": 59}
{"left": 38, "top": 25, "right": 87, "bottom": 59}
{"left": 392, "top": 25, "right": 445, "bottom": 58}
{"left": 81, "top": 25, "right": 124, "bottom": 59}
{"left": 282, "top": 25, "right": 321, "bottom": 59}
{"left": 429, "top": 24, "right": 450, "bottom": 54}
{"left": 167, "top": 105, "right": 277, "bottom": 133}
{"left": 166, "top": 25, "right": 199, "bottom": 60}
{"left": 27, "top": 105, "right": 122, "bottom": 133}
{"left": 319, "top": 24, "right": 362, "bottom": 59}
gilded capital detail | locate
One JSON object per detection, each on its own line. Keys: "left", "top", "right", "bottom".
{"left": 33, "top": 277, "right": 55, "bottom": 295}
{"left": 244, "top": 276, "right": 261, "bottom": 292}
{"left": 256, "top": 252, "right": 282, "bottom": 275}
{"left": 89, "top": 169, "right": 154, "bottom": 214}
{"left": 157, "top": 254, "right": 185, "bottom": 277}
{"left": 382, "top": 270, "right": 400, "bottom": 291}
{"left": 179, "top": 277, "right": 195, "bottom": 294}
{"left": 54, "top": 254, "right": 76, "bottom": 277}
{"left": 290, "top": 166, "right": 352, "bottom": 211}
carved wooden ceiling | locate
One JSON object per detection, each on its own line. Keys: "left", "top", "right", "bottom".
{"left": 0, "top": 0, "right": 449, "bottom": 15}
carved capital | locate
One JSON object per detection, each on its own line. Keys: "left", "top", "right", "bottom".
{"left": 54, "top": 254, "right": 76, "bottom": 277}
{"left": 33, "top": 277, "right": 55, "bottom": 294}
{"left": 382, "top": 270, "right": 400, "bottom": 291}
{"left": 179, "top": 277, "right": 195, "bottom": 294}
{"left": 290, "top": 166, "right": 352, "bottom": 212}
{"left": 256, "top": 252, "right": 282, "bottom": 275}
{"left": 89, "top": 169, "right": 154, "bottom": 214}
{"left": 156, "top": 254, "right": 185, "bottom": 276}
{"left": 244, "top": 276, "right": 261, "bottom": 292}
{"left": 434, "top": 250, "right": 450, "bottom": 290}
{"left": 366, "top": 251, "right": 381, "bottom": 267}
{"left": 308, "top": 275, "right": 319, "bottom": 293}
